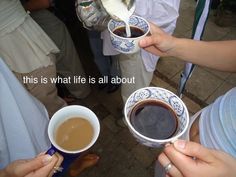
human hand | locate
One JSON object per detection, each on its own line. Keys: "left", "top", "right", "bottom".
{"left": 0, "top": 152, "right": 63, "bottom": 177}
{"left": 158, "top": 140, "right": 236, "bottom": 177}
{"left": 139, "top": 23, "right": 177, "bottom": 57}
{"left": 75, "top": 0, "right": 109, "bottom": 30}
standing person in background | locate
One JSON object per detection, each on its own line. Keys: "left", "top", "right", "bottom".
{"left": 76, "top": 0, "right": 121, "bottom": 93}
{"left": 139, "top": 23, "right": 236, "bottom": 177}
{"left": 76, "top": 0, "right": 181, "bottom": 103}
{"left": 0, "top": 0, "right": 66, "bottom": 117}
{"left": 87, "top": 30, "right": 121, "bottom": 93}
{"left": 21, "top": 0, "right": 91, "bottom": 102}
{"left": 110, "top": 0, "right": 181, "bottom": 103}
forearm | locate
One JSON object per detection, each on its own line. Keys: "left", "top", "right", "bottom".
{"left": 172, "top": 39, "right": 236, "bottom": 72}
{"left": 23, "top": 0, "right": 50, "bottom": 11}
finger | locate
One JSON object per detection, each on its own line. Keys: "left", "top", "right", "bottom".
{"left": 36, "top": 151, "right": 47, "bottom": 157}
{"left": 158, "top": 153, "right": 184, "bottom": 177}
{"left": 55, "top": 152, "right": 64, "bottom": 165}
{"left": 173, "top": 140, "right": 215, "bottom": 163}
{"left": 163, "top": 144, "right": 197, "bottom": 174}
{"left": 48, "top": 153, "right": 64, "bottom": 177}
{"left": 27, "top": 154, "right": 61, "bottom": 177}
{"left": 139, "top": 34, "right": 160, "bottom": 48}
{"left": 149, "top": 22, "right": 164, "bottom": 34}
{"left": 143, "top": 46, "right": 167, "bottom": 57}
{"left": 16, "top": 155, "right": 53, "bottom": 176}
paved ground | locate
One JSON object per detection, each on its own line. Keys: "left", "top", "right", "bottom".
{"left": 62, "top": 0, "right": 236, "bottom": 176}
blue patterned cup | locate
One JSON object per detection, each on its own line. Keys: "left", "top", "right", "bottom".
{"left": 108, "top": 15, "right": 150, "bottom": 54}
{"left": 124, "top": 87, "right": 189, "bottom": 148}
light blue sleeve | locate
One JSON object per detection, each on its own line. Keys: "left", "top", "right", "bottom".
{"left": 0, "top": 58, "right": 50, "bottom": 169}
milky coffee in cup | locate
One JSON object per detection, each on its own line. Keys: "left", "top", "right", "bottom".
{"left": 55, "top": 117, "right": 94, "bottom": 151}
{"left": 47, "top": 105, "right": 100, "bottom": 154}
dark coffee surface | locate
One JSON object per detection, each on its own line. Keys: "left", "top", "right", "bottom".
{"left": 113, "top": 26, "right": 144, "bottom": 38}
{"left": 130, "top": 100, "right": 178, "bottom": 139}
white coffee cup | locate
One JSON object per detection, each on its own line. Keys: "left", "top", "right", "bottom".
{"left": 108, "top": 15, "right": 150, "bottom": 54}
{"left": 47, "top": 105, "right": 100, "bottom": 155}
{"left": 124, "top": 87, "right": 189, "bottom": 148}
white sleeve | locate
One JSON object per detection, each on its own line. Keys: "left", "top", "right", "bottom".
{"left": 135, "top": 0, "right": 180, "bottom": 34}
{"left": 135, "top": 0, "right": 181, "bottom": 72}
{"left": 0, "top": 58, "right": 50, "bottom": 168}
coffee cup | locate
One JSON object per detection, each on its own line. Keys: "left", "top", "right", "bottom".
{"left": 124, "top": 87, "right": 189, "bottom": 148}
{"left": 46, "top": 105, "right": 100, "bottom": 155}
{"left": 108, "top": 15, "right": 150, "bottom": 54}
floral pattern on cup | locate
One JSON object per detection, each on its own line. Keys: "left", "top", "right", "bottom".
{"left": 124, "top": 87, "right": 189, "bottom": 148}
{"left": 110, "top": 36, "right": 135, "bottom": 53}
{"left": 108, "top": 15, "right": 150, "bottom": 54}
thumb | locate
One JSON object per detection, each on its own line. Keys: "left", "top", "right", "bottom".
{"left": 139, "top": 33, "right": 162, "bottom": 48}
{"left": 139, "top": 23, "right": 165, "bottom": 48}
{"left": 173, "top": 140, "right": 215, "bottom": 163}
{"left": 17, "top": 154, "right": 53, "bottom": 176}
{"left": 149, "top": 22, "right": 165, "bottom": 34}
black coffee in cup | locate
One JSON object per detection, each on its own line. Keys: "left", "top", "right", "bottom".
{"left": 113, "top": 26, "right": 145, "bottom": 38}
{"left": 130, "top": 100, "right": 178, "bottom": 139}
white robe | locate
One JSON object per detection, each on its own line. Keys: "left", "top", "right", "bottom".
{"left": 0, "top": 0, "right": 59, "bottom": 73}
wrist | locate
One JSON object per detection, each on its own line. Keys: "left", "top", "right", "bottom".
{"left": 170, "top": 37, "right": 186, "bottom": 59}
{"left": 164, "top": 36, "right": 179, "bottom": 57}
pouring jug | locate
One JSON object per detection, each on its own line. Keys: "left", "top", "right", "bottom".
{"left": 75, "top": 0, "right": 135, "bottom": 30}
{"left": 100, "top": 0, "right": 135, "bottom": 21}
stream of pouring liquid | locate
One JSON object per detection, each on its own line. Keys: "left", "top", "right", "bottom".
{"left": 101, "top": 0, "right": 132, "bottom": 37}
{"left": 124, "top": 19, "right": 131, "bottom": 37}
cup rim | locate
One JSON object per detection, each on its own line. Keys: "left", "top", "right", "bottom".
{"left": 124, "top": 87, "right": 189, "bottom": 143}
{"left": 108, "top": 15, "right": 150, "bottom": 40}
{"left": 48, "top": 105, "right": 100, "bottom": 154}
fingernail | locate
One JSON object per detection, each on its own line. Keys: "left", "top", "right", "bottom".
{"left": 174, "top": 140, "right": 186, "bottom": 149}
{"left": 139, "top": 39, "right": 145, "bottom": 45}
{"left": 165, "top": 143, "right": 171, "bottom": 147}
{"left": 138, "top": 40, "right": 143, "bottom": 46}
{"left": 42, "top": 155, "right": 53, "bottom": 165}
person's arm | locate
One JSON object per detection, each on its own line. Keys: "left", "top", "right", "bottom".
{"left": 139, "top": 23, "right": 236, "bottom": 72}
{"left": 0, "top": 153, "right": 63, "bottom": 177}
{"left": 23, "top": 0, "right": 50, "bottom": 11}
{"left": 158, "top": 140, "right": 236, "bottom": 177}
{"left": 173, "top": 39, "right": 236, "bottom": 72}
